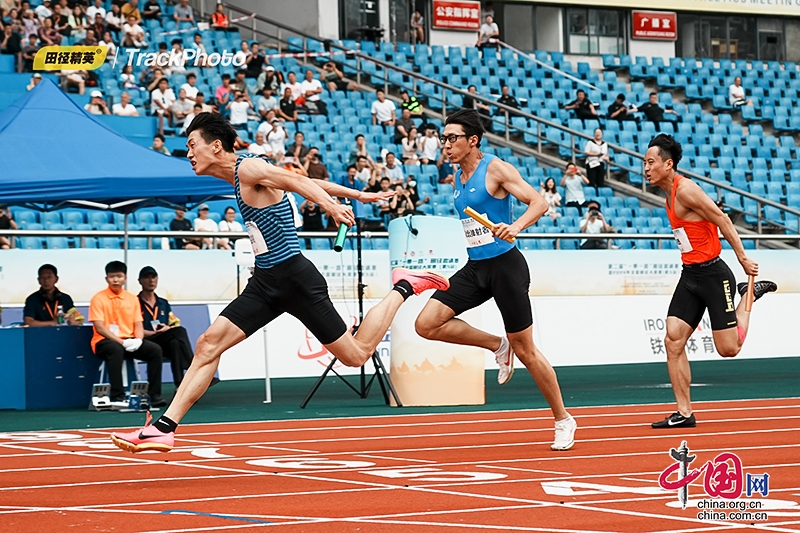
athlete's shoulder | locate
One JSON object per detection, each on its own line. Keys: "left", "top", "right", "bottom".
{"left": 674, "top": 175, "right": 708, "bottom": 206}
{"left": 238, "top": 155, "right": 273, "bottom": 179}
{"left": 486, "top": 155, "right": 520, "bottom": 178}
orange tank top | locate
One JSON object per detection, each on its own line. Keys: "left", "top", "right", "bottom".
{"left": 666, "top": 175, "right": 722, "bottom": 264}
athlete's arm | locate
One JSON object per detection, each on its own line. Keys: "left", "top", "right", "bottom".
{"left": 677, "top": 181, "right": 758, "bottom": 276}
{"left": 491, "top": 159, "right": 548, "bottom": 241}
{"left": 313, "top": 179, "right": 396, "bottom": 204}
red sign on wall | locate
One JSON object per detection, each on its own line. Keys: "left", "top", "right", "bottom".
{"left": 432, "top": 0, "right": 482, "bottom": 31}
{"left": 632, "top": 11, "right": 677, "bottom": 41}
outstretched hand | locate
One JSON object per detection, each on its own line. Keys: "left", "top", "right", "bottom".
{"left": 359, "top": 190, "right": 397, "bottom": 204}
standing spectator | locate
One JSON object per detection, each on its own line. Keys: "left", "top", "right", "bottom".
{"left": 151, "top": 77, "right": 175, "bottom": 133}
{"left": 141, "top": 0, "right": 160, "bottom": 20}
{"left": 303, "top": 147, "right": 329, "bottom": 181}
{"left": 300, "top": 68, "right": 326, "bottom": 115}
{"left": 214, "top": 73, "right": 231, "bottom": 111}
{"left": 121, "top": 0, "right": 141, "bottom": 24}
{"left": 496, "top": 84, "right": 520, "bottom": 115}
{"left": 349, "top": 134, "right": 374, "bottom": 166}
{"left": 286, "top": 131, "right": 310, "bottom": 161}
{"left": 20, "top": 33, "right": 38, "bottom": 71}
{"left": 89, "top": 261, "right": 166, "bottom": 407}
{"left": 607, "top": 93, "right": 635, "bottom": 122}
{"left": 401, "top": 127, "right": 420, "bottom": 165}
{"left": 560, "top": 162, "right": 590, "bottom": 215}
{"left": 217, "top": 206, "right": 243, "bottom": 250}
{"left": 395, "top": 107, "right": 415, "bottom": 144}
{"left": 23, "top": 264, "right": 82, "bottom": 326}
{"left": 564, "top": 89, "right": 596, "bottom": 119}
{"left": 418, "top": 127, "right": 441, "bottom": 165}
{"left": 383, "top": 152, "right": 404, "bottom": 185}
{"left": 169, "top": 208, "right": 200, "bottom": 250}
{"left": 121, "top": 14, "right": 144, "bottom": 47}
{"left": 265, "top": 118, "right": 288, "bottom": 155}
{"left": 477, "top": 14, "right": 499, "bottom": 49}
{"left": 180, "top": 72, "right": 199, "bottom": 99}
{"left": 1, "top": 24, "right": 23, "bottom": 73}
{"left": 227, "top": 90, "right": 252, "bottom": 129}
{"left": 192, "top": 204, "right": 218, "bottom": 249}
{"left": 729, "top": 76, "right": 752, "bottom": 107}
{"left": 38, "top": 17, "right": 61, "bottom": 45}
{"left": 256, "top": 87, "right": 278, "bottom": 120}
{"left": 584, "top": 128, "right": 608, "bottom": 192}
{"left": 0, "top": 204, "right": 17, "bottom": 249}
{"left": 410, "top": 10, "right": 424, "bottom": 44}
{"left": 247, "top": 131, "right": 272, "bottom": 157}
{"left": 244, "top": 42, "right": 264, "bottom": 78}
{"left": 112, "top": 91, "right": 139, "bottom": 116}
{"left": 400, "top": 89, "right": 423, "bottom": 117}
{"left": 173, "top": 0, "right": 193, "bottom": 25}
{"left": 321, "top": 61, "right": 356, "bottom": 92}
{"left": 172, "top": 88, "right": 194, "bottom": 128}
{"left": 151, "top": 133, "right": 170, "bottom": 155}
{"left": 105, "top": 3, "right": 122, "bottom": 32}
{"left": 635, "top": 92, "right": 677, "bottom": 126}
{"left": 539, "top": 177, "right": 562, "bottom": 222}
{"left": 84, "top": 90, "right": 111, "bottom": 115}
{"left": 579, "top": 200, "right": 614, "bottom": 249}
{"left": 277, "top": 86, "right": 297, "bottom": 121}
{"left": 210, "top": 2, "right": 228, "bottom": 30}
{"left": 371, "top": 89, "right": 396, "bottom": 128}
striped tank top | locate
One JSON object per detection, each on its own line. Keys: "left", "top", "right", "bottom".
{"left": 234, "top": 154, "right": 301, "bottom": 269}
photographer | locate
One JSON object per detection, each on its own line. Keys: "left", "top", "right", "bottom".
{"left": 322, "top": 61, "right": 357, "bottom": 92}
{"left": 303, "top": 147, "right": 329, "bottom": 181}
{"left": 579, "top": 201, "right": 615, "bottom": 250}
{"left": 0, "top": 204, "right": 18, "bottom": 249}
{"left": 560, "top": 161, "right": 590, "bottom": 215}
{"left": 227, "top": 89, "right": 252, "bottom": 129}
{"left": 389, "top": 184, "right": 414, "bottom": 219}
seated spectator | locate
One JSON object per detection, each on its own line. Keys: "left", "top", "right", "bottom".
{"left": 560, "top": 161, "right": 589, "bottom": 215}
{"left": 256, "top": 64, "right": 283, "bottom": 94}
{"left": 121, "top": 0, "right": 141, "bottom": 24}
{"left": 607, "top": 93, "right": 635, "bottom": 121}
{"left": 180, "top": 72, "right": 199, "bottom": 99}
{"left": 635, "top": 92, "right": 677, "bottom": 125}
{"left": 26, "top": 72, "right": 42, "bottom": 90}
{"left": 78, "top": 27, "right": 98, "bottom": 46}
{"left": 112, "top": 91, "right": 139, "bottom": 116}
{"left": 105, "top": 3, "right": 122, "bottom": 32}
{"left": 84, "top": 90, "right": 111, "bottom": 115}
{"left": 171, "top": 88, "right": 194, "bottom": 127}
{"left": 188, "top": 33, "right": 209, "bottom": 68}
{"left": 301, "top": 68, "right": 326, "bottom": 115}
{"left": 1, "top": 23, "right": 23, "bottom": 74}
{"left": 170, "top": 208, "right": 200, "bottom": 249}
{"left": 371, "top": 89, "right": 396, "bottom": 128}
{"left": 173, "top": 0, "right": 193, "bottom": 24}
{"left": 245, "top": 42, "right": 265, "bottom": 79}
{"left": 210, "top": 3, "right": 229, "bottom": 30}
{"left": 281, "top": 71, "right": 304, "bottom": 104}
{"left": 248, "top": 131, "right": 273, "bottom": 157}
{"left": 99, "top": 30, "right": 116, "bottom": 59}
{"left": 286, "top": 131, "right": 310, "bottom": 161}
{"left": 166, "top": 40, "right": 187, "bottom": 75}
{"left": 193, "top": 204, "right": 219, "bottom": 249}
{"left": 61, "top": 69, "right": 87, "bottom": 95}
{"left": 227, "top": 89, "right": 252, "bottom": 129}
{"left": 418, "top": 127, "right": 441, "bottom": 165}
{"left": 375, "top": 177, "right": 393, "bottom": 215}
{"left": 20, "top": 33, "right": 38, "bottom": 71}
{"left": 141, "top": 0, "right": 160, "bottom": 20}
{"left": 121, "top": 14, "right": 145, "bottom": 47}
{"left": 303, "top": 147, "right": 329, "bottom": 181}
{"left": 564, "top": 89, "right": 596, "bottom": 120}
{"left": 300, "top": 199, "right": 324, "bottom": 248}
{"left": 539, "top": 177, "right": 562, "bottom": 222}
{"left": 383, "top": 152, "right": 404, "bottom": 185}
{"left": 340, "top": 164, "right": 366, "bottom": 191}
{"left": 580, "top": 200, "right": 614, "bottom": 249}
{"left": 214, "top": 73, "right": 231, "bottom": 110}
{"left": 120, "top": 64, "right": 143, "bottom": 92}
{"left": 405, "top": 177, "right": 430, "bottom": 211}
{"left": 151, "top": 77, "right": 175, "bottom": 132}
{"left": 89, "top": 260, "right": 165, "bottom": 407}
{"left": 395, "top": 107, "right": 415, "bottom": 144}
{"left": 262, "top": 118, "right": 287, "bottom": 154}
{"left": 22, "top": 9, "right": 40, "bottom": 41}
{"left": 477, "top": 14, "right": 499, "bottom": 49}
{"left": 195, "top": 91, "right": 215, "bottom": 113}
{"left": 38, "top": 17, "right": 61, "bottom": 46}
{"left": 463, "top": 84, "right": 492, "bottom": 128}
{"left": 0, "top": 204, "right": 17, "bottom": 249}
{"left": 354, "top": 154, "right": 372, "bottom": 185}
{"left": 279, "top": 153, "right": 307, "bottom": 176}
{"left": 90, "top": 14, "right": 106, "bottom": 42}
{"left": 729, "top": 76, "right": 752, "bottom": 107}
{"left": 67, "top": 5, "right": 87, "bottom": 40}
{"left": 389, "top": 184, "right": 415, "bottom": 219}
{"left": 400, "top": 90, "right": 423, "bottom": 117}
{"left": 496, "top": 84, "right": 520, "bottom": 115}
{"left": 233, "top": 40, "right": 250, "bottom": 68}
{"left": 151, "top": 133, "right": 170, "bottom": 155}
{"left": 34, "top": 0, "right": 53, "bottom": 20}
{"left": 349, "top": 134, "right": 374, "bottom": 166}
{"left": 437, "top": 153, "right": 455, "bottom": 185}
{"left": 217, "top": 206, "right": 243, "bottom": 250}
{"left": 256, "top": 87, "right": 278, "bottom": 120}
{"left": 277, "top": 87, "right": 297, "bottom": 121}
{"left": 401, "top": 127, "right": 420, "bottom": 165}
{"left": 322, "top": 61, "right": 357, "bottom": 92}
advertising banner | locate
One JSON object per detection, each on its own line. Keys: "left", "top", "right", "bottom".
{"left": 632, "top": 11, "right": 678, "bottom": 41}
{"left": 432, "top": 0, "right": 482, "bottom": 31}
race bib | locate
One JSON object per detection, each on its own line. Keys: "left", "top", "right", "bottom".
{"left": 461, "top": 216, "right": 494, "bottom": 248}
{"left": 672, "top": 227, "right": 694, "bottom": 254}
{"left": 245, "top": 221, "right": 269, "bottom": 255}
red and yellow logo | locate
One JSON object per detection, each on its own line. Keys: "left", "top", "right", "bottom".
{"left": 33, "top": 46, "right": 108, "bottom": 71}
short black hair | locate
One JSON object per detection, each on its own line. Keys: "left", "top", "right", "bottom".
{"left": 577, "top": 89, "right": 585, "bottom": 95}
{"left": 221, "top": 73, "right": 230, "bottom": 80}
{"left": 468, "top": 84, "right": 476, "bottom": 91}
{"left": 380, "top": 176, "right": 390, "bottom": 182}
{"left": 224, "top": 206, "right": 236, "bottom": 213}
{"left": 186, "top": 112, "right": 237, "bottom": 153}
{"left": 186, "top": 72, "right": 196, "bottom": 79}
{"left": 347, "top": 165, "right": 356, "bottom": 171}
{"left": 565, "top": 161, "right": 577, "bottom": 169}
{"left": 154, "top": 133, "right": 165, "bottom": 142}
{"left": 386, "top": 151, "right": 395, "bottom": 158}
{"left": 38, "top": 263, "right": 57, "bottom": 277}
{"left": 355, "top": 134, "right": 364, "bottom": 140}
{"left": 650, "top": 91, "right": 658, "bottom": 97}
{"left": 357, "top": 155, "right": 367, "bottom": 161}
{"left": 616, "top": 93, "right": 625, "bottom": 101}
{"left": 444, "top": 109, "right": 484, "bottom": 145}
{"left": 648, "top": 133, "right": 683, "bottom": 166}
{"left": 236, "top": 69, "right": 246, "bottom": 76}
{"left": 400, "top": 89, "right": 408, "bottom": 95}
{"left": 105, "top": 261, "right": 127, "bottom": 275}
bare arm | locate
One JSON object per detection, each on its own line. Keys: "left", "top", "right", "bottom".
{"left": 93, "top": 319, "right": 124, "bottom": 344}
{"left": 490, "top": 159, "right": 548, "bottom": 241}
{"left": 24, "top": 316, "right": 58, "bottom": 327}
{"left": 314, "top": 178, "right": 395, "bottom": 204}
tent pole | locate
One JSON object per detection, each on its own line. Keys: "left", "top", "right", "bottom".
{"left": 123, "top": 213, "right": 129, "bottom": 288}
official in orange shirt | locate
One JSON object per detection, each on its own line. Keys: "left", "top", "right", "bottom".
{"left": 89, "top": 261, "right": 166, "bottom": 407}
{"left": 644, "top": 134, "right": 776, "bottom": 429}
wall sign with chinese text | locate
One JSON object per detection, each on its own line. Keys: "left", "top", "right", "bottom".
{"left": 632, "top": 11, "right": 677, "bottom": 41}
{"left": 432, "top": 0, "right": 481, "bottom": 31}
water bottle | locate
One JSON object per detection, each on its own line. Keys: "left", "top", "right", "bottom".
{"left": 57, "top": 305, "right": 65, "bottom": 325}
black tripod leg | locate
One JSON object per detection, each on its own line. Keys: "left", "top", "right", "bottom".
{"left": 300, "top": 356, "right": 339, "bottom": 409}
{"left": 372, "top": 352, "right": 403, "bottom": 407}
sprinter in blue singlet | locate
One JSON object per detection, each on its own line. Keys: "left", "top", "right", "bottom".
{"left": 111, "top": 113, "right": 450, "bottom": 453}
{"left": 414, "top": 109, "right": 577, "bottom": 451}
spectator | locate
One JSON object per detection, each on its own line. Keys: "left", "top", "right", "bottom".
{"left": 137, "top": 266, "right": 205, "bottom": 390}
{"left": 20, "top": 33, "right": 38, "bottom": 71}
{"left": 256, "top": 64, "right": 283, "bottom": 94}
{"left": 1, "top": 24, "right": 23, "bottom": 73}
{"left": 138, "top": 65, "right": 160, "bottom": 91}
{"left": 210, "top": 3, "right": 229, "bottom": 30}
{"left": 61, "top": 69, "right": 87, "bottom": 94}
{"left": 322, "top": 61, "right": 356, "bottom": 92}
{"left": 437, "top": 153, "right": 455, "bottom": 185}
{"left": 564, "top": 89, "right": 596, "bottom": 119}
{"left": 281, "top": 71, "right": 303, "bottom": 104}
{"left": 26, "top": 72, "right": 42, "bottom": 90}
{"left": 477, "top": 14, "right": 499, "bottom": 49}
{"left": 169, "top": 208, "right": 200, "bottom": 249}
{"left": 192, "top": 204, "right": 218, "bottom": 249}
{"left": 89, "top": 261, "right": 165, "bottom": 407}
{"left": 496, "top": 84, "right": 520, "bottom": 115}
{"left": 607, "top": 93, "right": 635, "bottom": 122}
{"left": 560, "top": 161, "right": 590, "bottom": 215}
{"left": 401, "top": 127, "right": 420, "bottom": 165}
{"left": 265, "top": 118, "right": 288, "bottom": 155}
{"left": 21, "top": 9, "right": 39, "bottom": 41}
{"left": 141, "top": 0, "right": 160, "bottom": 20}
{"left": 173, "top": 0, "right": 193, "bottom": 24}
{"left": 463, "top": 84, "right": 492, "bottom": 128}
{"left": 371, "top": 89, "right": 396, "bottom": 128}
{"left": 580, "top": 201, "right": 614, "bottom": 249}
{"left": 23, "top": 264, "right": 80, "bottom": 326}
{"left": 635, "top": 92, "right": 677, "bottom": 125}
{"left": 167, "top": 39, "right": 187, "bottom": 75}
{"left": 34, "top": 0, "right": 53, "bottom": 20}
{"left": 179, "top": 103, "right": 201, "bottom": 134}
{"left": 104, "top": 3, "right": 122, "bottom": 32}
{"left": 383, "top": 152, "right": 404, "bottom": 185}
{"left": 400, "top": 89, "right": 423, "bottom": 117}
{"left": 340, "top": 164, "right": 366, "bottom": 191}
{"left": 180, "top": 72, "right": 199, "bottom": 99}
{"left": 38, "top": 17, "right": 61, "bottom": 45}
{"left": 119, "top": 64, "right": 142, "bottom": 92}
{"left": 584, "top": 128, "right": 608, "bottom": 191}
{"left": 299, "top": 199, "right": 324, "bottom": 248}
{"left": 78, "top": 27, "right": 98, "bottom": 46}
{"left": 194, "top": 91, "right": 215, "bottom": 113}
{"left": 304, "top": 147, "right": 329, "bottom": 181}
{"left": 89, "top": 13, "right": 106, "bottom": 41}
{"left": 729, "top": 76, "right": 752, "bottom": 107}
{"left": 388, "top": 184, "right": 414, "bottom": 219}
{"left": 247, "top": 130, "right": 272, "bottom": 157}
{"left": 375, "top": 176, "right": 393, "bottom": 215}
{"left": 349, "top": 134, "right": 374, "bottom": 166}
{"left": 395, "top": 107, "right": 415, "bottom": 144}
{"left": 227, "top": 89, "right": 252, "bottom": 129}
{"left": 121, "top": 0, "right": 141, "bottom": 24}
{"left": 99, "top": 30, "right": 116, "bottom": 59}
{"left": 0, "top": 204, "right": 17, "bottom": 249}
{"left": 245, "top": 42, "right": 264, "bottom": 79}
{"left": 354, "top": 154, "right": 372, "bottom": 186}
{"left": 112, "top": 91, "right": 139, "bottom": 116}
{"left": 405, "top": 176, "right": 430, "bottom": 211}
{"left": 217, "top": 206, "right": 243, "bottom": 250}
{"left": 277, "top": 86, "right": 297, "bottom": 121}
{"left": 151, "top": 133, "right": 170, "bottom": 155}
{"left": 256, "top": 87, "right": 278, "bottom": 120}
{"left": 121, "top": 14, "right": 144, "bottom": 47}
{"left": 539, "top": 177, "right": 562, "bottom": 222}
{"left": 83, "top": 90, "right": 110, "bottom": 115}
{"left": 280, "top": 153, "right": 307, "bottom": 176}
{"left": 172, "top": 88, "right": 194, "bottom": 128}
{"left": 418, "top": 127, "right": 441, "bottom": 164}
{"left": 410, "top": 10, "right": 424, "bottom": 44}
{"left": 232, "top": 40, "right": 249, "bottom": 67}
{"left": 286, "top": 131, "right": 310, "bottom": 160}
{"left": 189, "top": 33, "right": 208, "bottom": 68}
{"left": 53, "top": 4, "right": 71, "bottom": 37}
{"left": 214, "top": 73, "right": 231, "bottom": 110}
{"left": 150, "top": 77, "right": 175, "bottom": 132}
{"left": 300, "top": 68, "right": 326, "bottom": 115}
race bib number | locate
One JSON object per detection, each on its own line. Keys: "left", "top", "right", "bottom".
{"left": 246, "top": 221, "right": 269, "bottom": 255}
{"left": 461, "top": 216, "right": 494, "bottom": 248}
{"left": 672, "top": 227, "right": 694, "bottom": 254}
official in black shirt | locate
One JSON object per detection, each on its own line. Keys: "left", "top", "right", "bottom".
{"left": 169, "top": 208, "right": 200, "bottom": 249}
{"left": 23, "top": 264, "right": 78, "bottom": 326}
{"left": 0, "top": 204, "right": 17, "bottom": 249}
{"left": 636, "top": 92, "right": 678, "bottom": 125}
{"left": 607, "top": 93, "right": 635, "bottom": 122}
{"left": 496, "top": 85, "right": 520, "bottom": 116}
{"left": 564, "top": 89, "right": 596, "bottom": 120}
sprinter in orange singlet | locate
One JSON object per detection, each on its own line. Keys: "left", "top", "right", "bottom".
{"left": 644, "top": 134, "right": 777, "bottom": 429}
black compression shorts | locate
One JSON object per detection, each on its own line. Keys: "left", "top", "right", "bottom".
{"left": 220, "top": 254, "right": 348, "bottom": 344}
{"left": 430, "top": 247, "right": 533, "bottom": 334}
{"left": 667, "top": 256, "right": 738, "bottom": 331}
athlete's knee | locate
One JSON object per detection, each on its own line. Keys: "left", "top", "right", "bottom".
{"left": 664, "top": 332, "right": 686, "bottom": 357}
{"left": 194, "top": 332, "right": 223, "bottom": 365}
{"left": 717, "top": 342, "right": 740, "bottom": 358}
{"left": 334, "top": 347, "right": 370, "bottom": 368}
{"left": 414, "top": 315, "right": 438, "bottom": 340}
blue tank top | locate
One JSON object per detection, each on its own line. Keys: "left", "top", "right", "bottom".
{"left": 234, "top": 154, "right": 301, "bottom": 269}
{"left": 453, "top": 154, "right": 514, "bottom": 260}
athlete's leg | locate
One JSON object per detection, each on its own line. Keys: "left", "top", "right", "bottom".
{"left": 507, "top": 326, "right": 568, "bottom": 421}
{"left": 415, "top": 298, "right": 502, "bottom": 351}
{"left": 664, "top": 316, "right": 695, "bottom": 417}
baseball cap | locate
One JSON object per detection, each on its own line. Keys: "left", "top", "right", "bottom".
{"left": 265, "top": 65, "right": 275, "bottom": 71}
{"left": 90, "top": 90, "right": 103, "bottom": 98}
{"left": 32, "top": 73, "right": 42, "bottom": 79}
{"left": 138, "top": 266, "right": 158, "bottom": 278}
{"left": 198, "top": 203, "right": 210, "bottom": 210}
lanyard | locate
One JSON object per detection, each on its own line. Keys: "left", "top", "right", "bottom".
{"left": 142, "top": 299, "right": 159, "bottom": 321}
{"left": 44, "top": 299, "right": 59, "bottom": 320}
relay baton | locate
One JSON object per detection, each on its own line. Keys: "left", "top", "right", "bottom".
{"left": 333, "top": 205, "right": 352, "bottom": 252}
{"left": 745, "top": 275, "right": 755, "bottom": 312}
{"left": 464, "top": 206, "right": 515, "bottom": 243}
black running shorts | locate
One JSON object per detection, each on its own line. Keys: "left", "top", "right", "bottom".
{"left": 430, "top": 247, "right": 533, "bottom": 334}
{"left": 220, "top": 254, "right": 348, "bottom": 344}
{"left": 667, "top": 256, "right": 738, "bottom": 331}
